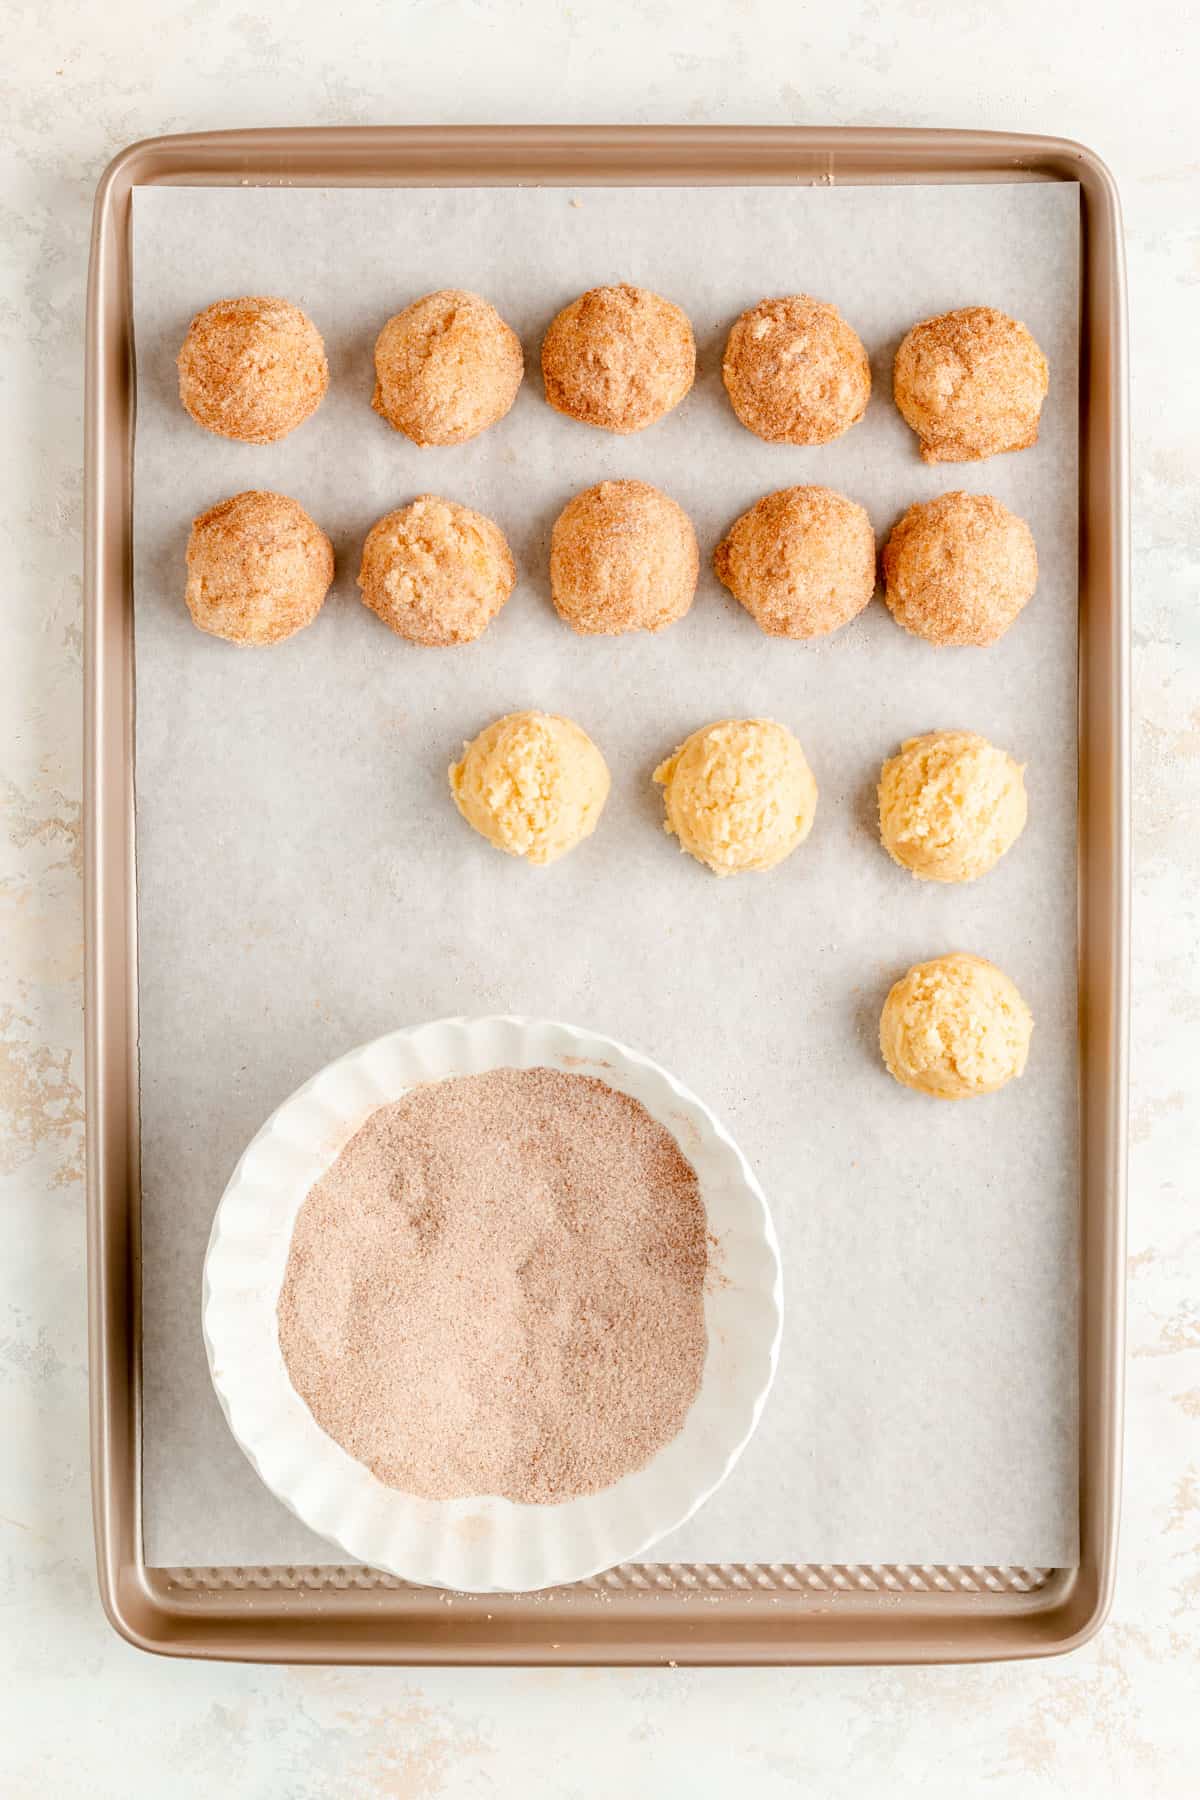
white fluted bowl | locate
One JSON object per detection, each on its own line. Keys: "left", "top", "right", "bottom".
{"left": 202, "top": 1017, "right": 782, "bottom": 1593}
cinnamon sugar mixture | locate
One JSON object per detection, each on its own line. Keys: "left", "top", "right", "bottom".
{"left": 277, "top": 1068, "right": 708, "bottom": 1503}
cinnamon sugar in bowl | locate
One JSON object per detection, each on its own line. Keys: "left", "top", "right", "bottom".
{"left": 203, "top": 1017, "right": 783, "bottom": 1592}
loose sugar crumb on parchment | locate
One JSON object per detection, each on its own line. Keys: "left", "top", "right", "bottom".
{"left": 704, "top": 1230, "right": 731, "bottom": 1294}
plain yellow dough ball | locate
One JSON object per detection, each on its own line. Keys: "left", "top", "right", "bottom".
{"left": 357, "top": 496, "right": 515, "bottom": 646}
{"left": 879, "top": 954, "right": 1033, "bottom": 1099}
{"left": 449, "top": 711, "right": 610, "bottom": 866}
{"left": 185, "top": 490, "right": 333, "bottom": 646}
{"left": 372, "top": 290, "right": 523, "bottom": 447}
{"left": 878, "top": 731, "right": 1028, "bottom": 883}
{"left": 653, "top": 719, "right": 818, "bottom": 877}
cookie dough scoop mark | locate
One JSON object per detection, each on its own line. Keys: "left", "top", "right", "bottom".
{"left": 185, "top": 490, "right": 333, "bottom": 646}
{"left": 722, "top": 294, "right": 871, "bottom": 445}
{"left": 450, "top": 711, "right": 611, "bottom": 865}
{"left": 893, "top": 305, "right": 1049, "bottom": 463}
{"left": 878, "top": 730, "right": 1028, "bottom": 882}
{"left": 541, "top": 283, "right": 696, "bottom": 434}
{"left": 879, "top": 953, "right": 1033, "bottom": 1099}
{"left": 372, "top": 289, "right": 524, "bottom": 447}
{"left": 654, "top": 718, "right": 818, "bottom": 876}
{"left": 357, "top": 496, "right": 516, "bottom": 646}
{"left": 177, "top": 296, "right": 328, "bottom": 444}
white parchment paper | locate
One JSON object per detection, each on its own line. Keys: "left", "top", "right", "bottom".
{"left": 133, "top": 182, "right": 1080, "bottom": 1569}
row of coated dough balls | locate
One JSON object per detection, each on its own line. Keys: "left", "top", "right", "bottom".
{"left": 177, "top": 288, "right": 1048, "bottom": 460}
{"left": 451, "top": 711, "right": 1033, "bottom": 1102}
{"left": 185, "top": 482, "right": 1038, "bottom": 651}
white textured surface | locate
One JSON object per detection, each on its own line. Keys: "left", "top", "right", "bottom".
{"left": 1, "top": 2, "right": 1196, "bottom": 1794}
{"left": 203, "top": 1017, "right": 782, "bottom": 1588}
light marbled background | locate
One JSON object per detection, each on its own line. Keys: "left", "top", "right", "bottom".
{"left": 0, "top": 1, "right": 1194, "bottom": 1793}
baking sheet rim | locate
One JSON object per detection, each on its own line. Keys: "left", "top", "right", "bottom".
{"left": 84, "top": 123, "right": 1128, "bottom": 1666}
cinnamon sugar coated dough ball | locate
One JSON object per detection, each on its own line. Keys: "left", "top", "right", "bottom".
{"left": 372, "top": 290, "right": 523, "bottom": 447}
{"left": 541, "top": 284, "right": 695, "bottom": 433}
{"left": 722, "top": 295, "right": 871, "bottom": 445}
{"left": 879, "top": 954, "right": 1033, "bottom": 1100}
{"left": 878, "top": 731, "right": 1028, "bottom": 883}
{"left": 893, "top": 306, "right": 1049, "bottom": 463}
{"left": 654, "top": 719, "right": 818, "bottom": 877}
{"left": 185, "top": 491, "right": 333, "bottom": 647}
{"left": 357, "top": 497, "right": 515, "bottom": 647}
{"left": 450, "top": 712, "right": 610, "bottom": 866}
{"left": 883, "top": 492, "right": 1037, "bottom": 647}
{"left": 714, "top": 486, "right": 876, "bottom": 639}
{"left": 177, "top": 297, "right": 328, "bottom": 444}
{"left": 550, "top": 480, "right": 699, "bottom": 635}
